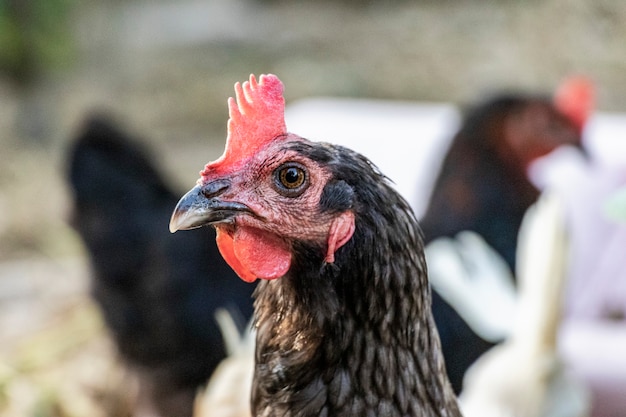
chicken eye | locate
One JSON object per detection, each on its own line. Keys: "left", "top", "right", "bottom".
{"left": 274, "top": 163, "right": 308, "bottom": 196}
{"left": 281, "top": 167, "right": 304, "bottom": 187}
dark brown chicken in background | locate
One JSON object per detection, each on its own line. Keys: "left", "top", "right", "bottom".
{"left": 171, "top": 74, "right": 462, "bottom": 417}
{"left": 421, "top": 82, "right": 591, "bottom": 393}
{"left": 67, "top": 117, "right": 255, "bottom": 417}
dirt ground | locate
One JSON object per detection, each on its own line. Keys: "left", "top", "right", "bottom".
{"left": 0, "top": 0, "right": 625, "bottom": 415}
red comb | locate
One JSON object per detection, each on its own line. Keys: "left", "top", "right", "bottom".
{"left": 553, "top": 76, "right": 595, "bottom": 134}
{"left": 201, "top": 74, "right": 287, "bottom": 180}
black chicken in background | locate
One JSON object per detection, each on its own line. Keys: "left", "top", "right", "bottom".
{"left": 421, "top": 78, "right": 593, "bottom": 394}
{"left": 67, "top": 116, "right": 255, "bottom": 417}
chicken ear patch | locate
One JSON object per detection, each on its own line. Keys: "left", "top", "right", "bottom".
{"left": 325, "top": 211, "right": 355, "bottom": 264}
{"left": 216, "top": 226, "right": 291, "bottom": 282}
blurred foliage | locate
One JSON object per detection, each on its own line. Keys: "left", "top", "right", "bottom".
{"left": 0, "top": 0, "right": 75, "bottom": 85}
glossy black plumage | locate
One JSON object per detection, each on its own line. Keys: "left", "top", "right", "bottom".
{"left": 250, "top": 141, "right": 461, "bottom": 417}
{"left": 67, "top": 117, "right": 255, "bottom": 417}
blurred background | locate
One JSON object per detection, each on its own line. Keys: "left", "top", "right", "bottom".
{"left": 1, "top": 0, "right": 625, "bottom": 416}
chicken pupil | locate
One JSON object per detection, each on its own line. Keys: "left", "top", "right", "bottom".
{"left": 280, "top": 166, "right": 304, "bottom": 188}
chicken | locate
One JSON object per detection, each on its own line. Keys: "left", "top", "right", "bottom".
{"left": 459, "top": 192, "right": 590, "bottom": 417}
{"left": 67, "top": 117, "right": 255, "bottom": 417}
{"left": 420, "top": 79, "right": 592, "bottom": 393}
{"left": 545, "top": 154, "right": 626, "bottom": 416}
{"left": 170, "top": 74, "right": 461, "bottom": 417}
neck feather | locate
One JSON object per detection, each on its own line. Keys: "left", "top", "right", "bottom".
{"left": 252, "top": 172, "right": 460, "bottom": 417}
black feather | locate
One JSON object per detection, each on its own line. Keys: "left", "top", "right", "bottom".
{"left": 66, "top": 116, "right": 255, "bottom": 417}
{"left": 421, "top": 94, "right": 576, "bottom": 393}
{"left": 251, "top": 140, "right": 461, "bottom": 417}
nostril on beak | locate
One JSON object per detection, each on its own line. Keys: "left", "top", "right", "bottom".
{"left": 201, "top": 179, "right": 230, "bottom": 198}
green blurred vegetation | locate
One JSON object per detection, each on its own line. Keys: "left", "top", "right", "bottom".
{"left": 0, "top": 0, "right": 75, "bottom": 85}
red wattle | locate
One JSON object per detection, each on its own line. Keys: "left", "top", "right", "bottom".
{"left": 215, "top": 227, "right": 292, "bottom": 282}
{"left": 216, "top": 229, "right": 257, "bottom": 283}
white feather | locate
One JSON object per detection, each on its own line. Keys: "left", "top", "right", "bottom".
{"left": 426, "top": 231, "right": 517, "bottom": 342}
{"left": 194, "top": 309, "right": 255, "bottom": 417}
{"left": 459, "top": 192, "right": 590, "bottom": 417}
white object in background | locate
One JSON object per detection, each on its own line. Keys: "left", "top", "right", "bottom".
{"left": 604, "top": 185, "right": 626, "bottom": 223}
{"left": 584, "top": 113, "right": 626, "bottom": 168}
{"left": 286, "top": 98, "right": 459, "bottom": 218}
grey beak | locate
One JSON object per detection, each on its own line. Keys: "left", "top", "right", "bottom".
{"left": 169, "top": 182, "right": 250, "bottom": 233}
